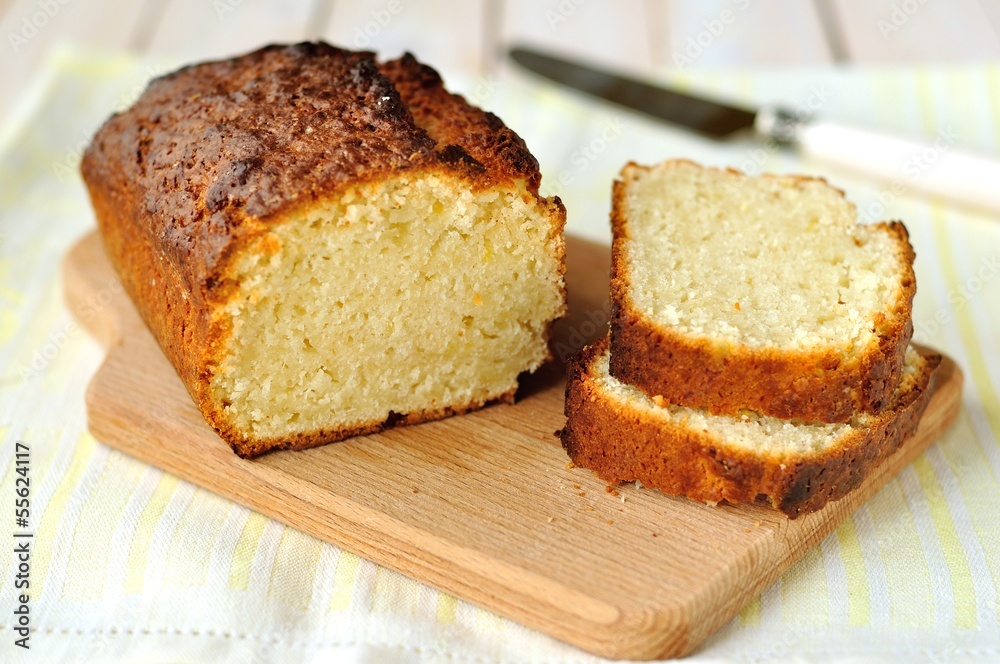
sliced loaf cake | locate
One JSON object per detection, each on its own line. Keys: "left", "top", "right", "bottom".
{"left": 609, "top": 160, "right": 916, "bottom": 423}
{"left": 562, "top": 336, "right": 938, "bottom": 517}
{"left": 82, "top": 43, "right": 567, "bottom": 457}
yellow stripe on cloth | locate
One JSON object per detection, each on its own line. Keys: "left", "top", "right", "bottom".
{"left": 228, "top": 511, "right": 268, "bottom": 591}
{"left": 267, "top": 527, "right": 322, "bottom": 610}
{"left": 436, "top": 593, "right": 458, "bottom": 625}
{"left": 328, "top": 550, "right": 361, "bottom": 613}
{"left": 988, "top": 66, "right": 1000, "bottom": 150}
{"left": 163, "top": 489, "right": 230, "bottom": 589}
{"left": 781, "top": 545, "right": 829, "bottom": 626}
{"left": 835, "top": 517, "right": 871, "bottom": 627}
{"left": 929, "top": 211, "right": 1000, "bottom": 439}
{"left": 32, "top": 432, "right": 96, "bottom": 598}
{"left": 124, "top": 474, "right": 179, "bottom": 594}
{"left": 63, "top": 452, "right": 145, "bottom": 600}
{"left": 373, "top": 565, "right": 419, "bottom": 615}
{"left": 929, "top": 209, "right": 1000, "bottom": 604}
{"left": 912, "top": 456, "right": 978, "bottom": 629}
{"left": 867, "top": 479, "right": 936, "bottom": 628}
{"left": 738, "top": 595, "right": 762, "bottom": 627}
{"left": 912, "top": 71, "right": 995, "bottom": 630}
{"left": 939, "top": 410, "right": 1000, "bottom": 627}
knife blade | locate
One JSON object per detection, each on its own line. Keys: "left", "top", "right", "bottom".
{"left": 509, "top": 47, "right": 758, "bottom": 139}
{"left": 510, "top": 46, "right": 1000, "bottom": 216}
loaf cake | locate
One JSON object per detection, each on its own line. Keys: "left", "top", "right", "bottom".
{"left": 81, "top": 42, "right": 566, "bottom": 457}
{"left": 609, "top": 160, "right": 915, "bottom": 423}
{"left": 562, "top": 336, "right": 938, "bottom": 517}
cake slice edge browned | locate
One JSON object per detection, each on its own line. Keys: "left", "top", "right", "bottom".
{"left": 562, "top": 336, "right": 938, "bottom": 518}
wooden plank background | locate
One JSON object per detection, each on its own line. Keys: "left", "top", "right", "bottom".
{"left": 3, "top": 0, "right": 999, "bottom": 125}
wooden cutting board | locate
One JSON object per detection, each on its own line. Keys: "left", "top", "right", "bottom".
{"left": 64, "top": 230, "right": 962, "bottom": 660}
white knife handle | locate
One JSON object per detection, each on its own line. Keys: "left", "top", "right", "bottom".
{"left": 756, "top": 107, "right": 1000, "bottom": 216}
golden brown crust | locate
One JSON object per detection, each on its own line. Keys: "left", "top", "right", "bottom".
{"left": 561, "top": 337, "right": 939, "bottom": 518}
{"left": 81, "top": 42, "right": 564, "bottom": 457}
{"left": 607, "top": 161, "right": 916, "bottom": 423}
{"left": 378, "top": 53, "right": 544, "bottom": 193}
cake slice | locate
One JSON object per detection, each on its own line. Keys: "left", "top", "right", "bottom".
{"left": 81, "top": 43, "right": 566, "bottom": 457}
{"left": 609, "top": 160, "right": 915, "bottom": 423}
{"left": 562, "top": 337, "right": 939, "bottom": 517}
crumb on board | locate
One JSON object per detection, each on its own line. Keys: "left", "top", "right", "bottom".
{"left": 565, "top": 461, "right": 575, "bottom": 469}
{"left": 412, "top": 488, "right": 419, "bottom": 493}
{"left": 605, "top": 486, "right": 620, "bottom": 496}
{"left": 754, "top": 520, "right": 761, "bottom": 527}
{"left": 547, "top": 517, "right": 554, "bottom": 523}
{"left": 652, "top": 533, "right": 658, "bottom": 538}
{"left": 572, "top": 484, "right": 581, "bottom": 490}
{"left": 607, "top": 520, "right": 614, "bottom": 525}
{"left": 744, "top": 528, "right": 751, "bottom": 533}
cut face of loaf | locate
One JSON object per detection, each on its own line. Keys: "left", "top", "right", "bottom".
{"left": 562, "top": 337, "right": 939, "bottom": 517}
{"left": 81, "top": 43, "right": 566, "bottom": 457}
{"left": 216, "top": 175, "right": 564, "bottom": 453}
{"left": 610, "top": 160, "right": 915, "bottom": 422}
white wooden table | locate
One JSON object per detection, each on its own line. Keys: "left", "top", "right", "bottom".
{"left": 3, "top": 0, "right": 1000, "bottom": 126}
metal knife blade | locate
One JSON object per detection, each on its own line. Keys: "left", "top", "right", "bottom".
{"left": 509, "top": 46, "right": 758, "bottom": 139}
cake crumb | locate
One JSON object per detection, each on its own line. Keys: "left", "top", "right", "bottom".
{"left": 734, "top": 301, "right": 741, "bottom": 310}
{"left": 605, "top": 486, "right": 620, "bottom": 496}
{"left": 547, "top": 517, "right": 554, "bottom": 523}
{"left": 606, "top": 520, "right": 614, "bottom": 525}
{"left": 651, "top": 533, "right": 658, "bottom": 538}
{"left": 652, "top": 395, "right": 666, "bottom": 407}
{"left": 744, "top": 528, "right": 751, "bottom": 533}
{"left": 754, "top": 520, "right": 761, "bottom": 527}
{"left": 572, "top": 484, "right": 581, "bottom": 490}
{"left": 412, "top": 487, "right": 419, "bottom": 493}
{"left": 565, "top": 461, "right": 575, "bottom": 469}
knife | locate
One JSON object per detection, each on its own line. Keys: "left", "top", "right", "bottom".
{"left": 510, "top": 46, "right": 1000, "bottom": 216}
